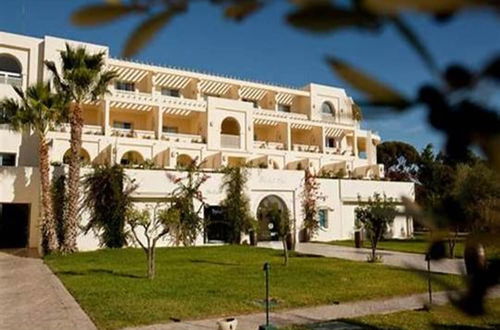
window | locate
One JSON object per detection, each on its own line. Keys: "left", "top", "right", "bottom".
{"left": 322, "top": 102, "right": 334, "bottom": 115}
{"left": 325, "top": 137, "right": 336, "bottom": 148}
{"left": 278, "top": 104, "right": 291, "bottom": 113}
{"left": 318, "top": 209, "right": 328, "bottom": 229}
{"left": 242, "top": 98, "right": 258, "bottom": 108}
{"left": 162, "top": 126, "right": 178, "bottom": 134}
{"left": 161, "top": 88, "right": 180, "bottom": 97}
{"left": 0, "top": 153, "right": 15, "bottom": 166}
{"left": 113, "top": 121, "right": 133, "bottom": 129}
{"left": 115, "top": 81, "right": 135, "bottom": 92}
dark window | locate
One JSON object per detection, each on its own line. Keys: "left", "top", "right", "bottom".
{"left": 113, "top": 121, "right": 133, "bottom": 129}
{"left": 325, "top": 137, "right": 336, "bottom": 148}
{"left": 115, "top": 81, "right": 135, "bottom": 91}
{"left": 162, "top": 126, "right": 178, "bottom": 134}
{"left": 322, "top": 102, "right": 334, "bottom": 115}
{"left": 318, "top": 209, "right": 328, "bottom": 229}
{"left": 278, "top": 104, "right": 291, "bottom": 113}
{"left": 0, "top": 153, "right": 16, "bottom": 166}
{"left": 161, "top": 88, "right": 180, "bottom": 97}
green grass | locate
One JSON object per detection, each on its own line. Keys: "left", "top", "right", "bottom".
{"left": 283, "top": 299, "right": 500, "bottom": 329}
{"left": 45, "top": 246, "right": 462, "bottom": 330}
{"left": 326, "top": 234, "right": 466, "bottom": 257}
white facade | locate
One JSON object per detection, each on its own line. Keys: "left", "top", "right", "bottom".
{"left": 0, "top": 31, "right": 414, "bottom": 252}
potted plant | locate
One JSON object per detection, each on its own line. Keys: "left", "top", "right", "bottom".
{"left": 217, "top": 317, "right": 238, "bottom": 330}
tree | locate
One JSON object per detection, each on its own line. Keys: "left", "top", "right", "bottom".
{"left": 82, "top": 165, "right": 136, "bottom": 248}
{"left": 166, "top": 158, "right": 209, "bottom": 246}
{"left": 51, "top": 172, "right": 67, "bottom": 247}
{"left": 45, "top": 44, "right": 116, "bottom": 253}
{"left": 220, "top": 166, "right": 256, "bottom": 244}
{"left": 126, "top": 203, "right": 180, "bottom": 279}
{"left": 301, "top": 168, "right": 320, "bottom": 241}
{"left": 355, "top": 193, "right": 397, "bottom": 262}
{"left": 1, "top": 83, "right": 67, "bottom": 254}
{"left": 377, "top": 141, "right": 420, "bottom": 181}
{"left": 260, "top": 203, "right": 292, "bottom": 266}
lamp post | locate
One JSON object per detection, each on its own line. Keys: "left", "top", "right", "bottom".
{"left": 259, "top": 262, "right": 277, "bottom": 330}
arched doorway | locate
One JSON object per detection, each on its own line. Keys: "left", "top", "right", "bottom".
{"left": 63, "top": 148, "right": 91, "bottom": 165}
{"left": 120, "top": 151, "right": 144, "bottom": 166}
{"left": 220, "top": 117, "right": 240, "bottom": 149}
{"left": 0, "top": 54, "right": 22, "bottom": 87}
{"left": 176, "top": 154, "right": 193, "bottom": 169}
{"left": 256, "top": 195, "right": 287, "bottom": 241}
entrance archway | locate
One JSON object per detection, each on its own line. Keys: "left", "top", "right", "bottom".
{"left": 256, "top": 195, "right": 287, "bottom": 241}
{"left": 120, "top": 151, "right": 144, "bottom": 166}
{"left": 63, "top": 148, "right": 91, "bottom": 165}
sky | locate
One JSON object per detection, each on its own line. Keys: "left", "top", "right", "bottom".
{"left": 1, "top": 0, "right": 499, "bottom": 151}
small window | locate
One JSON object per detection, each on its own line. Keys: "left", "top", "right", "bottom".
{"left": 322, "top": 102, "right": 334, "bottom": 115}
{"left": 318, "top": 209, "right": 328, "bottom": 229}
{"left": 325, "top": 137, "right": 336, "bottom": 148}
{"left": 115, "top": 81, "right": 135, "bottom": 92}
{"left": 113, "top": 121, "right": 133, "bottom": 129}
{"left": 161, "top": 88, "right": 180, "bottom": 97}
{"left": 0, "top": 153, "right": 16, "bottom": 166}
{"left": 162, "top": 126, "right": 178, "bottom": 134}
{"left": 242, "top": 98, "right": 258, "bottom": 108}
{"left": 278, "top": 104, "right": 291, "bottom": 113}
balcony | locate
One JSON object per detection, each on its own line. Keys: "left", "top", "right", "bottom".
{"left": 0, "top": 71, "right": 22, "bottom": 88}
{"left": 292, "top": 143, "right": 320, "bottom": 153}
{"left": 111, "top": 128, "right": 155, "bottom": 139}
{"left": 162, "top": 132, "right": 204, "bottom": 144}
{"left": 54, "top": 124, "right": 103, "bottom": 135}
{"left": 254, "top": 140, "right": 285, "bottom": 151}
{"left": 221, "top": 134, "right": 240, "bottom": 149}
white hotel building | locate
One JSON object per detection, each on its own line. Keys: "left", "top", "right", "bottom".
{"left": 0, "top": 31, "right": 414, "bottom": 252}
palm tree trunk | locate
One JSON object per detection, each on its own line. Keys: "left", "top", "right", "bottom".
{"left": 39, "top": 136, "right": 58, "bottom": 253}
{"left": 62, "top": 102, "right": 83, "bottom": 253}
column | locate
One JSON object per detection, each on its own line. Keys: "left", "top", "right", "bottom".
{"left": 156, "top": 107, "right": 163, "bottom": 140}
{"left": 286, "top": 123, "right": 291, "bottom": 151}
{"left": 103, "top": 100, "right": 110, "bottom": 136}
{"left": 353, "top": 129, "right": 358, "bottom": 158}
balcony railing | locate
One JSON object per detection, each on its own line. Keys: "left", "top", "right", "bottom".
{"left": 111, "top": 127, "right": 155, "bottom": 139}
{"left": 0, "top": 71, "right": 22, "bottom": 88}
{"left": 162, "top": 132, "right": 204, "bottom": 144}
{"left": 254, "top": 140, "right": 285, "bottom": 150}
{"left": 221, "top": 134, "right": 240, "bottom": 149}
{"left": 292, "top": 143, "right": 320, "bottom": 153}
{"left": 54, "top": 123, "right": 103, "bottom": 135}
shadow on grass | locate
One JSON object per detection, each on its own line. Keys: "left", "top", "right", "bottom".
{"left": 56, "top": 269, "right": 144, "bottom": 279}
{"left": 300, "top": 319, "right": 391, "bottom": 329}
{"left": 430, "top": 324, "right": 500, "bottom": 329}
{"left": 188, "top": 259, "right": 239, "bottom": 266}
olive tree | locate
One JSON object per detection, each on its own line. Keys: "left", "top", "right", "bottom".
{"left": 355, "top": 193, "right": 397, "bottom": 262}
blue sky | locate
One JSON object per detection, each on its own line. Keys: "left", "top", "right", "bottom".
{"left": 2, "top": 0, "right": 499, "bottom": 151}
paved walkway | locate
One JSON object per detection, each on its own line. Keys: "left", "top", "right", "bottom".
{"left": 296, "top": 243, "right": 466, "bottom": 275}
{"left": 124, "top": 288, "right": 500, "bottom": 330}
{"left": 0, "top": 251, "right": 96, "bottom": 330}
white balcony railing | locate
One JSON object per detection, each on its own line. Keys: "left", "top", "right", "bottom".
{"left": 0, "top": 71, "right": 22, "bottom": 88}
{"left": 162, "top": 132, "right": 204, "bottom": 144}
{"left": 111, "top": 127, "right": 155, "bottom": 139}
{"left": 292, "top": 143, "right": 320, "bottom": 153}
{"left": 54, "top": 123, "right": 103, "bottom": 135}
{"left": 221, "top": 134, "right": 240, "bottom": 149}
{"left": 254, "top": 140, "right": 285, "bottom": 150}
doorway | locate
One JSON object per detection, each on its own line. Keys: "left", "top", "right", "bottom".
{"left": 0, "top": 203, "right": 30, "bottom": 249}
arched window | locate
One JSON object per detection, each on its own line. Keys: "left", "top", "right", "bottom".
{"left": 120, "top": 151, "right": 144, "bottom": 166}
{"left": 0, "top": 54, "right": 23, "bottom": 88}
{"left": 176, "top": 154, "right": 193, "bottom": 169}
{"left": 220, "top": 117, "right": 241, "bottom": 149}
{"left": 321, "top": 102, "right": 334, "bottom": 116}
{"left": 63, "top": 148, "right": 91, "bottom": 165}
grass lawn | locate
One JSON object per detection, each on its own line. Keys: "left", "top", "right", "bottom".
{"left": 45, "top": 246, "right": 462, "bottom": 330}
{"left": 283, "top": 299, "right": 500, "bottom": 329}
{"left": 326, "top": 234, "right": 466, "bottom": 257}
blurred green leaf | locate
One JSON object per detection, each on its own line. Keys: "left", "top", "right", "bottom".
{"left": 225, "top": 0, "right": 262, "bottom": 21}
{"left": 327, "top": 57, "right": 411, "bottom": 109}
{"left": 123, "top": 10, "right": 175, "bottom": 58}
{"left": 287, "top": 3, "right": 378, "bottom": 33}
{"left": 362, "top": 0, "right": 490, "bottom": 15}
{"left": 71, "top": 4, "right": 136, "bottom": 26}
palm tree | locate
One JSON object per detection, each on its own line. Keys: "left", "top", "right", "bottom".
{"left": 0, "top": 83, "right": 68, "bottom": 254}
{"left": 45, "top": 44, "right": 116, "bottom": 253}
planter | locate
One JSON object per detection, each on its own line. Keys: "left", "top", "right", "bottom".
{"left": 354, "top": 231, "right": 362, "bottom": 248}
{"left": 217, "top": 317, "right": 238, "bottom": 330}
